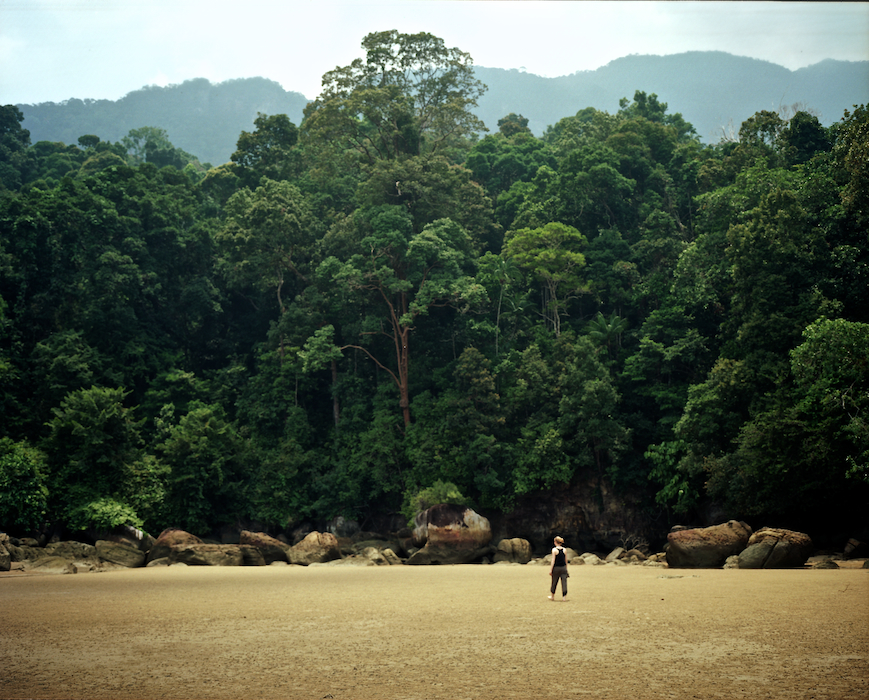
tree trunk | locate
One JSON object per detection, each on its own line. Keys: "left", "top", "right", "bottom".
{"left": 396, "top": 309, "right": 411, "bottom": 429}
{"left": 331, "top": 358, "right": 340, "bottom": 428}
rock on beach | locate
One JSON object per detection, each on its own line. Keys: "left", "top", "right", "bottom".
{"left": 738, "top": 527, "right": 813, "bottom": 569}
{"left": 666, "top": 520, "right": 753, "bottom": 568}
{"left": 407, "top": 504, "right": 493, "bottom": 565}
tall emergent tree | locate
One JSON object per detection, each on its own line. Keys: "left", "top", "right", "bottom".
{"left": 302, "top": 30, "right": 487, "bottom": 162}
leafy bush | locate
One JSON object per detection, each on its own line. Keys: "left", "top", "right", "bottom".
{"left": 401, "top": 480, "right": 470, "bottom": 526}
{"left": 0, "top": 439, "right": 49, "bottom": 531}
{"left": 66, "top": 498, "right": 142, "bottom": 531}
{"left": 43, "top": 386, "right": 167, "bottom": 531}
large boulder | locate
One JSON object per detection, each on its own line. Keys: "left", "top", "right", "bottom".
{"left": 844, "top": 538, "right": 869, "bottom": 559}
{"left": 240, "top": 545, "right": 267, "bottom": 566}
{"left": 89, "top": 525, "right": 156, "bottom": 553}
{"left": 412, "top": 504, "right": 492, "bottom": 548}
{"left": 738, "top": 528, "right": 813, "bottom": 569}
{"left": 148, "top": 529, "right": 203, "bottom": 563}
{"left": 6, "top": 543, "right": 42, "bottom": 562}
{"left": 666, "top": 520, "right": 752, "bottom": 568}
{"left": 287, "top": 532, "right": 341, "bottom": 566}
{"left": 0, "top": 540, "right": 10, "bottom": 571}
{"left": 358, "top": 546, "right": 389, "bottom": 565}
{"left": 119, "top": 524, "right": 156, "bottom": 553}
{"left": 493, "top": 538, "right": 532, "bottom": 564}
{"left": 407, "top": 504, "right": 492, "bottom": 565}
{"left": 605, "top": 546, "right": 625, "bottom": 563}
{"left": 380, "top": 548, "right": 403, "bottom": 565}
{"left": 168, "top": 544, "right": 244, "bottom": 566}
{"left": 96, "top": 540, "right": 146, "bottom": 568}
{"left": 625, "top": 548, "right": 647, "bottom": 562}
{"left": 239, "top": 530, "right": 289, "bottom": 564}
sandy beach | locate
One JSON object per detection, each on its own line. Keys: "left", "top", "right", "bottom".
{"left": 1, "top": 563, "right": 867, "bottom": 700}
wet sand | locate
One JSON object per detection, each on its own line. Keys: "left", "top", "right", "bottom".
{"left": 1, "top": 563, "right": 867, "bottom": 699}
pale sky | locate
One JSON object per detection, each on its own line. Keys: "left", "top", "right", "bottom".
{"left": 2, "top": 0, "right": 868, "bottom": 105}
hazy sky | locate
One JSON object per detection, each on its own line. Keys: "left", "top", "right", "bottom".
{"left": 2, "top": 0, "right": 868, "bottom": 105}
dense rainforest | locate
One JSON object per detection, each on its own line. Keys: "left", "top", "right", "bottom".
{"left": 1, "top": 32, "right": 867, "bottom": 545}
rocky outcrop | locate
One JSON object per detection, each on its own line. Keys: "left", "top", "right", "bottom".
{"left": 407, "top": 505, "right": 493, "bottom": 565}
{"left": 488, "top": 470, "right": 654, "bottom": 555}
{"left": 6, "top": 543, "right": 42, "bottom": 562}
{"left": 666, "top": 520, "right": 752, "bottom": 568}
{"left": 95, "top": 540, "right": 146, "bottom": 567}
{"left": 2, "top": 538, "right": 146, "bottom": 572}
{"left": 47, "top": 541, "right": 103, "bottom": 572}
{"left": 329, "top": 546, "right": 403, "bottom": 566}
{"left": 493, "top": 538, "right": 532, "bottom": 564}
{"left": 45, "top": 541, "right": 97, "bottom": 560}
{"left": 168, "top": 544, "right": 244, "bottom": 566}
{"left": 239, "top": 530, "right": 289, "bottom": 564}
{"left": 287, "top": 532, "right": 341, "bottom": 566}
{"left": 147, "top": 529, "right": 204, "bottom": 563}
{"left": 738, "top": 528, "right": 813, "bottom": 569}
{"left": 29, "top": 556, "right": 77, "bottom": 574}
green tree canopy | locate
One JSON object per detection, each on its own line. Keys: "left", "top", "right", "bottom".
{"left": 302, "top": 30, "right": 487, "bottom": 163}
{"left": 502, "top": 222, "right": 587, "bottom": 336}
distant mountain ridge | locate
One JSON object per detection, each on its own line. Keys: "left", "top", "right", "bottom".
{"left": 475, "top": 52, "right": 869, "bottom": 140}
{"left": 16, "top": 52, "right": 868, "bottom": 165}
{"left": 18, "top": 77, "right": 309, "bottom": 167}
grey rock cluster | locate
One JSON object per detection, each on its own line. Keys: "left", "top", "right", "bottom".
{"left": 530, "top": 547, "right": 667, "bottom": 568}
{"left": 0, "top": 505, "right": 534, "bottom": 574}
{"left": 4, "top": 514, "right": 864, "bottom": 575}
{"left": 665, "top": 522, "right": 866, "bottom": 569}
{"left": 0, "top": 532, "right": 149, "bottom": 574}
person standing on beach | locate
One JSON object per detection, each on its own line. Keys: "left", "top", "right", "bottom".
{"left": 548, "top": 536, "right": 569, "bottom": 601}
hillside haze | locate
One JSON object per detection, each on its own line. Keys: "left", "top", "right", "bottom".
{"left": 17, "top": 52, "right": 868, "bottom": 164}
{"left": 18, "top": 77, "right": 310, "bottom": 167}
{"left": 475, "top": 52, "right": 869, "bottom": 140}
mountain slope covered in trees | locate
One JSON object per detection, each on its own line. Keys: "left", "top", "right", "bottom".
{"left": 16, "top": 52, "right": 868, "bottom": 166}
{"left": 2, "top": 32, "right": 867, "bottom": 549}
